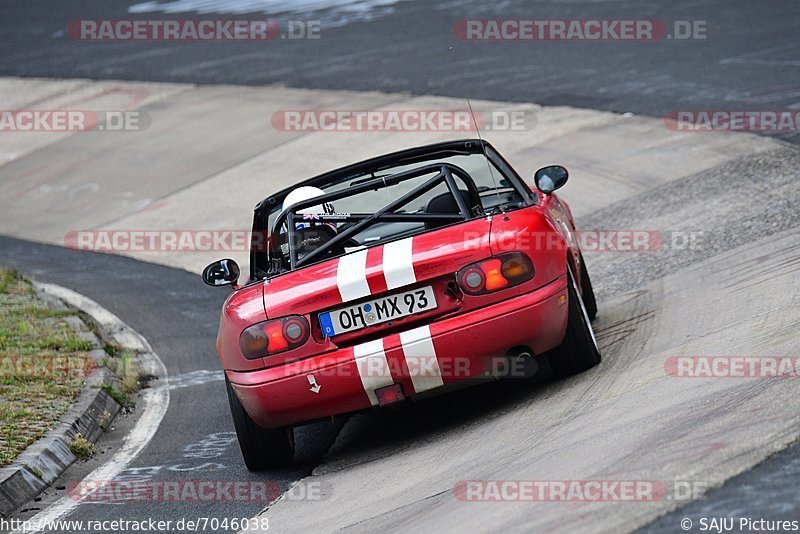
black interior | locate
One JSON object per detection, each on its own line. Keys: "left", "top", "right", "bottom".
{"left": 424, "top": 189, "right": 482, "bottom": 230}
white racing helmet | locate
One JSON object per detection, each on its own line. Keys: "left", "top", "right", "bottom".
{"left": 280, "top": 186, "right": 337, "bottom": 259}
{"left": 282, "top": 186, "right": 334, "bottom": 218}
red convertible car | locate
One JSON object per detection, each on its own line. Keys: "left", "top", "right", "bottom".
{"left": 203, "top": 140, "right": 601, "bottom": 469}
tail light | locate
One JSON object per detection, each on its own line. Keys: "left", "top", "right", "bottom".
{"left": 239, "top": 316, "right": 310, "bottom": 360}
{"left": 457, "top": 252, "right": 534, "bottom": 295}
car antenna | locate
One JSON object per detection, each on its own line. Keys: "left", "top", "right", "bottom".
{"left": 455, "top": 46, "right": 506, "bottom": 219}
{"left": 466, "top": 97, "right": 507, "bottom": 220}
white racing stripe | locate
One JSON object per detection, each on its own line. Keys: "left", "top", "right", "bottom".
{"left": 353, "top": 339, "right": 393, "bottom": 406}
{"left": 383, "top": 237, "right": 416, "bottom": 290}
{"left": 336, "top": 248, "right": 370, "bottom": 303}
{"left": 400, "top": 325, "right": 443, "bottom": 394}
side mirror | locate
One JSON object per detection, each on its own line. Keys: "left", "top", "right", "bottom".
{"left": 533, "top": 165, "right": 568, "bottom": 194}
{"left": 202, "top": 259, "right": 240, "bottom": 287}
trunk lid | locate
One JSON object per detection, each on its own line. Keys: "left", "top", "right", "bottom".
{"left": 262, "top": 219, "right": 492, "bottom": 340}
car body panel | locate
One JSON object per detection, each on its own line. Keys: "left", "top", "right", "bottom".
{"left": 227, "top": 274, "right": 568, "bottom": 429}
{"left": 216, "top": 282, "right": 270, "bottom": 372}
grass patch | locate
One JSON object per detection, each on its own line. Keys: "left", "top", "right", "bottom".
{"left": 0, "top": 268, "right": 91, "bottom": 467}
{"left": 101, "top": 384, "right": 131, "bottom": 407}
{"left": 101, "top": 339, "right": 140, "bottom": 394}
{"left": 28, "top": 465, "right": 44, "bottom": 480}
{"left": 33, "top": 336, "right": 94, "bottom": 352}
{"left": 120, "top": 357, "right": 139, "bottom": 394}
{"left": 0, "top": 269, "right": 30, "bottom": 295}
{"left": 69, "top": 434, "right": 93, "bottom": 459}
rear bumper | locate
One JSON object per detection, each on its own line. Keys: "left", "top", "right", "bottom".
{"left": 227, "top": 275, "right": 568, "bottom": 428}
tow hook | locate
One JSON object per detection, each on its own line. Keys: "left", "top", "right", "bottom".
{"left": 444, "top": 280, "right": 461, "bottom": 300}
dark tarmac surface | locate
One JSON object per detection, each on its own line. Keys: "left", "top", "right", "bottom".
{"left": 1, "top": 0, "right": 798, "bottom": 143}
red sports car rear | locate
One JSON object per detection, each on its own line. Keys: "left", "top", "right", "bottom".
{"left": 204, "top": 140, "right": 601, "bottom": 469}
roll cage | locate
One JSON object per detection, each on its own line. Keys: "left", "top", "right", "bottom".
{"left": 273, "top": 163, "right": 481, "bottom": 270}
{"left": 250, "top": 139, "right": 535, "bottom": 280}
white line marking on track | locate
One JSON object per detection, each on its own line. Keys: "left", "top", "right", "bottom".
{"left": 15, "top": 284, "right": 170, "bottom": 534}
{"left": 720, "top": 44, "right": 800, "bottom": 66}
{"left": 158, "top": 369, "right": 223, "bottom": 391}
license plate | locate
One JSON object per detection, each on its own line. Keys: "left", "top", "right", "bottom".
{"left": 319, "top": 286, "right": 437, "bottom": 336}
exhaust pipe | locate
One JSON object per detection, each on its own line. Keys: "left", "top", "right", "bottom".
{"left": 494, "top": 347, "right": 538, "bottom": 379}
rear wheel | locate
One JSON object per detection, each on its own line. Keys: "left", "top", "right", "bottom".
{"left": 225, "top": 376, "right": 294, "bottom": 470}
{"left": 579, "top": 253, "right": 598, "bottom": 321}
{"left": 547, "top": 269, "right": 602, "bottom": 378}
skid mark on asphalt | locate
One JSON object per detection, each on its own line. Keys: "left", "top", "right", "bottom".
{"left": 579, "top": 146, "right": 800, "bottom": 302}
{"left": 518, "top": 380, "right": 800, "bottom": 533}
{"left": 555, "top": 285, "right": 658, "bottom": 419}
{"left": 715, "top": 240, "right": 800, "bottom": 293}
{"left": 595, "top": 292, "right": 656, "bottom": 358}
{"left": 601, "top": 381, "right": 794, "bottom": 485}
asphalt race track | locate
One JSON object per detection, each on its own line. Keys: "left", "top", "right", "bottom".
{"left": 1, "top": 1, "right": 799, "bottom": 533}
{"left": 2, "top": 1, "right": 799, "bottom": 144}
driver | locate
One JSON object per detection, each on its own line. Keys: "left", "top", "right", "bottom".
{"left": 280, "top": 186, "right": 338, "bottom": 260}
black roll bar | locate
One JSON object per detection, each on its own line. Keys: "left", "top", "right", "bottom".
{"left": 272, "top": 163, "right": 476, "bottom": 269}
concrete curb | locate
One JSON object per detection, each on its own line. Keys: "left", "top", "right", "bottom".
{"left": 0, "top": 284, "right": 126, "bottom": 517}
{"left": 7, "top": 282, "right": 170, "bottom": 530}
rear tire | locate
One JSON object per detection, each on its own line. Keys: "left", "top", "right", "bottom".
{"left": 579, "top": 253, "right": 598, "bottom": 321}
{"left": 225, "top": 376, "right": 294, "bottom": 470}
{"left": 547, "top": 269, "right": 602, "bottom": 379}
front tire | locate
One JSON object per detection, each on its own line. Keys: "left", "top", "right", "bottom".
{"left": 225, "top": 376, "right": 294, "bottom": 470}
{"left": 547, "top": 269, "right": 602, "bottom": 378}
